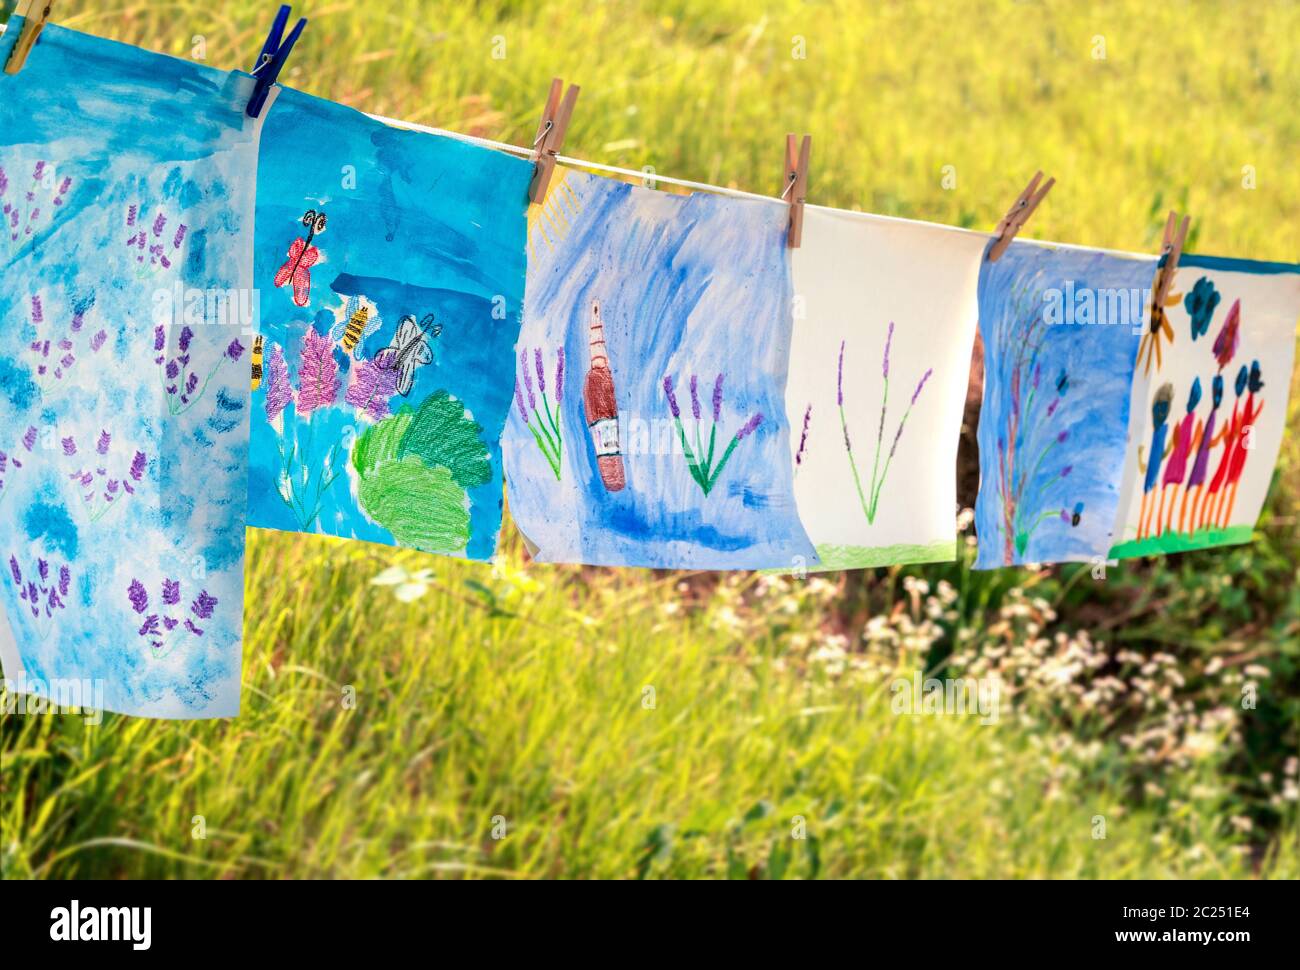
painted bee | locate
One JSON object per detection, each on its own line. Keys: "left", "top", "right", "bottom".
{"left": 329, "top": 294, "right": 381, "bottom": 360}
{"left": 250, "top": 334, "right": 264, "bottom": 390}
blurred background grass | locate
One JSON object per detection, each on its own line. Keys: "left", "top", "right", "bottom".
{"left": 2, "top": 0, "right": 1298, "bottom": 878}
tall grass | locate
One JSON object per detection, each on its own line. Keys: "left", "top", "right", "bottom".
{"left": 2, "top": 0, "right": 1298, "bottom": 878}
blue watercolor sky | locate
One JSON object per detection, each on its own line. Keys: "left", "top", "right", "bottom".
{"left": 246, "top": 87, "right": 531, "bottom": 560}
{"left": 0, "top": 25, "right": 257, "bottom": 717}
{"left": 974, "top": 242, "right": 1156, "bottom": 567}
{"left": 505, "top": 169, "right": 814, "bottom": 569}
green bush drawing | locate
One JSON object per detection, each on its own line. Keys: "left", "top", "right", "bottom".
{"left": 351, "top": 391, "right": 489, "bottom": 554}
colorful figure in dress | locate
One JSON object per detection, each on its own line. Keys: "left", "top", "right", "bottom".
{"left": 1158, "top": 378, "right": 1202, "bottom": 536}
{"left": 273, "top": 209, "right": 327, "bottom": 307}
{"left": 1200, "top": 364, "right": 1248, "bottom": 531}
{"left": 1219, "top": 360, "right": 1265, "bottom": 528}
{"left": 1137, "top": 383, "right": 1174, "bottom": 540}
{"left": 1185, "top": 374, "right": 1227, "bottom": 533}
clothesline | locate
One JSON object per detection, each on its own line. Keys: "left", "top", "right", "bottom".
{"left": 0, "top": 20, "right": 1151, "bottom": 260}
{"left": 367, "top": 109, "right": 1159, "bottom": 261}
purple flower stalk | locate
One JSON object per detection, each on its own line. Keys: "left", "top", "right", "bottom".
{"left": 516, "top": 347, "right": 563, "bottom": 480}
{"left": 663, "top": 375, "right": 679, "bottom": 418}
{"left": 665, "top": 370, "right": 759, "bottom": 495}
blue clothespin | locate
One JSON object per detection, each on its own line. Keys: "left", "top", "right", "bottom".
{"left": 245, "top": 4, "right": 307, "bottom": 119}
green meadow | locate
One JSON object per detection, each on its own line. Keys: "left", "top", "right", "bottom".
{"left": 2, "top": 0, "right": 1298, "bottom": 879}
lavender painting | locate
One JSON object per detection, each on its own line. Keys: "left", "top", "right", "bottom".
{"left": 0, "top": 24, "right": 260, "bottom": 718}
{"left": 504, "top": 167, "right": 814, "bottom": 569}
{"left": 784, "top": 208, "right": 986, "bottom": 570}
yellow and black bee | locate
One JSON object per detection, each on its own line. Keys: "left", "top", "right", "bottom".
{"left": 250, "top": 334, "right": 264, "bottom": 390}
{"left": 329, "top": 294, "right": 381, "bottom": 359}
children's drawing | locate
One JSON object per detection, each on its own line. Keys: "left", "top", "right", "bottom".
{"left": 0, "top": 159, "right": 73, "bottom": 255}
{"left": 973, "top": 242, "right": 1156, "bottom": 568}
{"left": 1110, "top": 255, "right": 1299, "bottom": 557}
{"left": 247, "top": 86, "right": 531, "bottom": 560}
{"left": 581, "top": 300, "right": 622, "bottom": 491}
{"left": 504, "top": 166, "right": 814, "bottom": 569}
{"left": 662, "top": 372, "right": 762, "bottom": 497}
{"left": 328, "top": 293, "right": 382, "bottom": 360}
{"left": 837, "top": 325, "right": 933, "bottom": 526}
{"left": 24, "top": 293, "right": 109, "bottom": 398}
{"left": 0, "top": 23, "right": 260, "bottom": 718}
{"left": 783, "top": 208, "right": 985, "bottom": 570}
{"left": 516, "top": 345, "right": 565, "bottom": 481}
{"left": 374, "top": 313, "right": 442, "bottom": 396}
{"left": 124, "top": 203, "right": 187, "bottom": 279}
{"left": 274, "top": 208, "right": 327, "bottom": 307}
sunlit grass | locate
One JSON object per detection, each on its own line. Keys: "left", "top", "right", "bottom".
{"left": 2, "top": 0, "right": 1297, "bottom": 878}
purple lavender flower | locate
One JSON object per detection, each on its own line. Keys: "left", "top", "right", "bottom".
{"left": 129, "top": 450, "right": 147, "bottom": 482}
{"left": 162, "top": 578, "right": 180, "bottom": 605}
{"left": 191, "top": 589, "right": 217, "bottom": 620}
{"left": 127, "top": 579, "right": 149, "bottom": 614}
{"left": 795, "top": 403, "right": 812, "bottom": 467}
{"left": 179, "top": 326, "right": 193, "bottom": 353}
{"left": 152, "top": 212, "right": 167, "bottom": 237}
{"left": 514, "top": 378, "right": 528, "bottom": 421}
{"left": 37, "top": 559, "right": 49, "bottom": 582}
{"left": 96, "top": 430, "right": 111, "bottom": 455}
{"left": 882, "top": 321, "right": 895, "bottom": 379}
{"left": 837, "top": 340, "right": 845, "bottom": 407}
{"left": 1061, "top": 465, "right": 1073, "bottom": 478}
{"left": 31, "top": 294, "right": 43, "bottom": 324}
{"left": 534, "top": 347, "right": 546, "bottom": 394}
{"left": 555, "top": 347, "right": 565, "bottom": 395}
{"left": 153, "top": 324, "right": 166, "bottom": 353}
{"left": 90, "top": 329, "right": 107, "bottom": 352}
{"left": 226, "top": 338, "right": 245, "bottom": 361}
{"left": 712, "top": 374, "right": 723, "bottom": 422}
{"left": 735, "top": 413, "right": 763, "bottom": 440}
{"left": 8, "top": 556, "right": 20, "bottom": 586}
{"left": 1057, "top": 429, "right": 1069, "bottom": 444}
{"left": 61, "top": 437, "right": 76, "bottom": 456}
{"left": 22, "top": 426, "right": 37, "bottom": 451}
{"left": 663, "top": 375, "right": 680, "bottom": 418}
{"left": 58, "top": 566, "right": 70, "bottom": 598}
{"left": 166, "top": 360, "right": 179, "bottom": 380}
{"left": 520, "top": 350, "right": 535, "bottom": 410}
{"left": 126, "top": 204, "right": 137, "bottom": 227}
{"left": 173, "top": 224, "right": 188, "bottom": 249}
{"left": 689, "top": 374, "right": 701, "bottom": 420}
{"left": 911, "top": 368, "right": 934, "bottom": 406}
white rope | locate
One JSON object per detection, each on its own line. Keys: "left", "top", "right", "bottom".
{"left": 0, "top": 22, "right": 1152, "bottom": 260}
{"left": 365, "top": 109, "right": 1160, "bottom": 259}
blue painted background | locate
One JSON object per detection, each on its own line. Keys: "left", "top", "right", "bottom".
{"left": 505, "top": 169, "right": 815, "bottom": 569}
{"left": 974, "top": 242, "right": 1156, "bottom": 567}
{"left": 0, "top": 24, "right": 257, "bottom": 716}
{"left": 246, "top": 87, "right": 531, "bottom": 560}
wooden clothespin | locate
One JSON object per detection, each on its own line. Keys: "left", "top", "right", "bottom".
{"left": 986, "top": 170, "right": 1055, "bottom": 262}
{"left": 782, "top": 134, "right": 811, "bottom": 248}
{"left": 3, "top": 0, "right": 55, "bottom": 76}
{"left": 1151, "top": 210, "right": 1191, "bottom": 308}
{"left": 245, "top": 4, "right": 307, "bottom": 119}
{"left": 529, "top": 78, "right": 579, "bottom": 205}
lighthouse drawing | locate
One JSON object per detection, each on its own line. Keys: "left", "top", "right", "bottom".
{"left": 583, "top": 300, "right": 626, "bottom": 491}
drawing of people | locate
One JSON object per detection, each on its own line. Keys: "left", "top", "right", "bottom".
{"left": 1158, "top": 378, "right": 1202, "bottom": 536}
{"left": 1200, "top": 364, "right": 1248, "bottom": 531}
{"left": 1218, "top": 360, "right": 1265, "bottom": 528}
{"left": 1185, "top": 374, "right": 1228, "bottom": 534}
{"left": 1137, "top": 383, "right": 1174, "bottom": 540}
